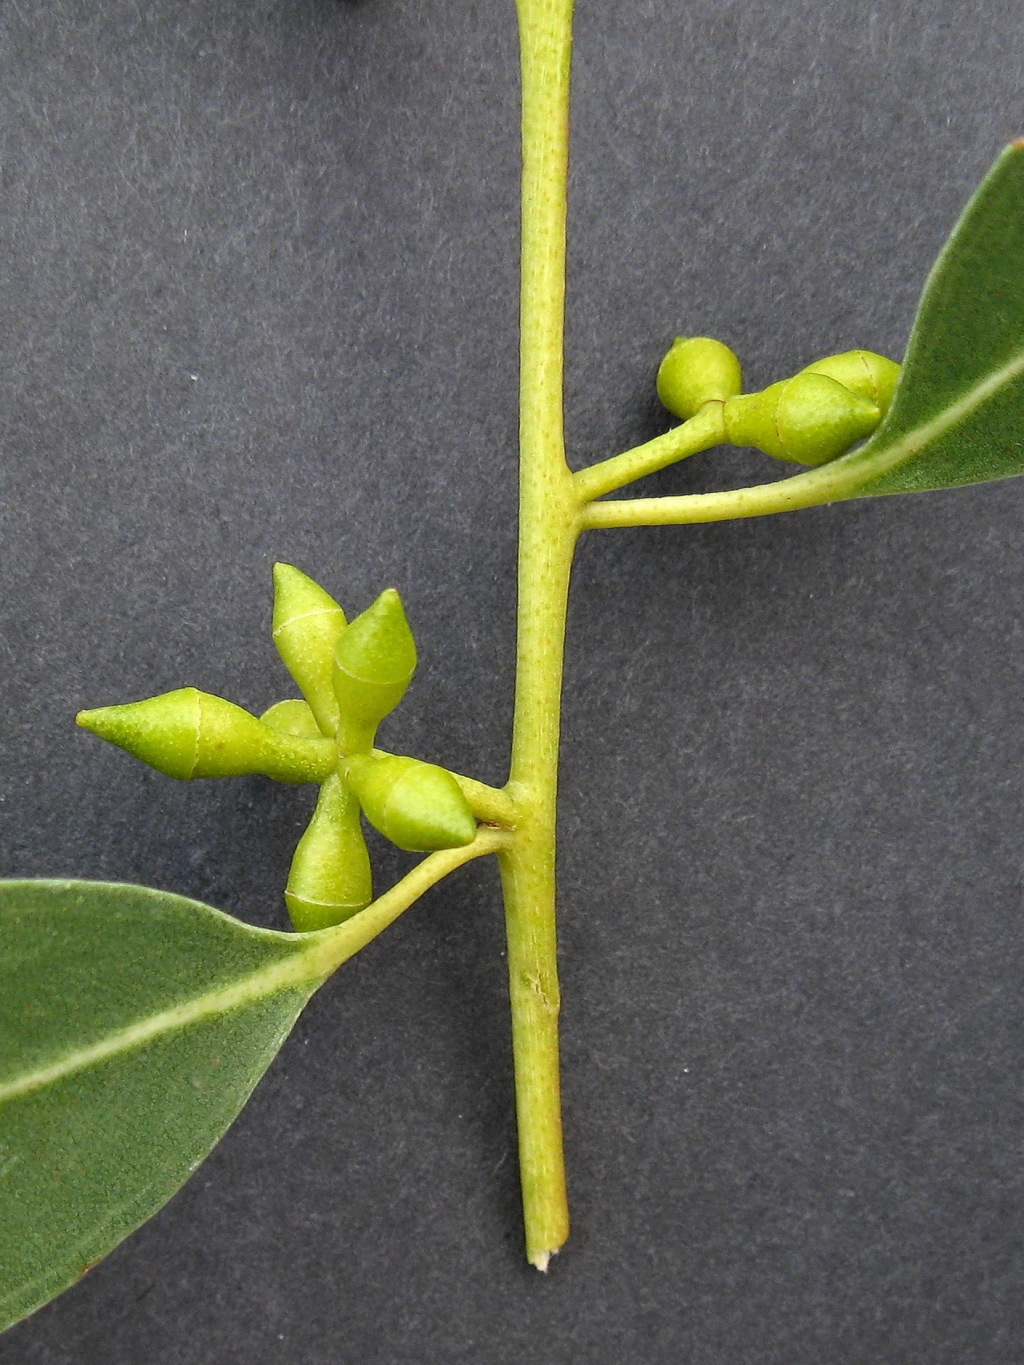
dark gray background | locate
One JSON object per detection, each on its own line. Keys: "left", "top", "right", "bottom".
{"left": 1, "top": 0, "right": 1022, "bottom": 1360}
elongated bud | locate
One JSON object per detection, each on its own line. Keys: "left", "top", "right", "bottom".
{"left": 272, "top": 563, "right": 347, "bottom": 736}
{"left": 260, "top": 698, "right": 322, "bottom": 739}
{"left": 800, "top": 350, "right": 900, "bottom": 417}
{"left": 657, "top": 336, "right": 743, "bottom": 420}
{"left": 285, "top": 774, "right": 373, "bottom": 932}
{"left": 333, "top": 589, "right": 417, "bottom": 753}
{"left": 77, "top": 688, "right": 334, "bottom": 784}
{"left": 724, "top": 372, "right": 882, "bottom": 466}
{"left": 343, "top": 753, "right": 476, "bottom": 853}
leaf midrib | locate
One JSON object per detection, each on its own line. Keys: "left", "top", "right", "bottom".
{"left": 0, "top": 942, "right": 327, "bottom": 1106}
{"left": 0, "top": 837, "right": 505, "bottom": 1109}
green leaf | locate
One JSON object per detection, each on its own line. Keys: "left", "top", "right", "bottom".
{"left": 0, "top": 880, "right": 330, "bottom": 1333}
{"left": 830, "top": 142, "right": 1024, "bottom": 496}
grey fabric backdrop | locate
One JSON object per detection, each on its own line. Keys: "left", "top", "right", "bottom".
{"left": 0, "top": 1, "right": 1022, "bottom": 1361}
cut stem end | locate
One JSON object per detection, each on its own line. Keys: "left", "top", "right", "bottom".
{"left": 529, "top": 1247, "right": 560, "bottom": 1273}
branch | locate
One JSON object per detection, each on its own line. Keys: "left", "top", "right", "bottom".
{"left": 579, "top": 458, "right": 868, "bottom": 529}
{"left": 314, "top": 827, "right": 510, "bottom": 976}
{"left": 573, "top": 402, "right": 725, "bottom": 502}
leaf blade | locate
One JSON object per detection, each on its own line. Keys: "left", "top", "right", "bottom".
{"left": 0, "top": 880, "right": 326, "bottom": 1333}
{"left": 832, "top": 142, "right": 1024, "bottom": 495}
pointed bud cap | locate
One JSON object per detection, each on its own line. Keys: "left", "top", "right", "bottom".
{"left": 333, "top": 590, "right": 417, "bottom": 751}
{"left": 272, "top": 563, "right": 347, "bottom": 736}
{"left": 286, "top": 774, "right": 373, "bottom": 932}
{"left": 801, "top": 350, "right": 901, "bottom": 417}
{"left": 657, "top": 336, "right": 743, "bottom": 420}
{"left": 725, "top": 375, "right": 881, "bottom": 466}
{"left": 344, "top": 754, "right": 476, "bottom": 853}
{"left": 78, "top": 688, "right": 333, "bottom": 784}
{"left": 774, "top": 372, "right": 882, "bottom": 465}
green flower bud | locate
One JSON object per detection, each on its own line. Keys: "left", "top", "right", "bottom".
{"left": 800, "top": 350, "right": 901, "bottom": 417}
{"left": 333, "top": 589, "right": 417, "bottom": 754}
{"left": 723, "top": 380, "right": 788, "bottom": 459}
{"left": 272, "top": 563, "right": 347, "bottom": 737}
{"left": 260, "top": 698, "right": 323, "bottom": 739}
{"left": 77, "top": 688, "right": 334, "bottom": 784}
{"left": 343, "top": 753, "right": 477, "bottom": 853}
{"left": 285, "top": 774, "right": 373, "bottom": 932}
{"left": 723, "top": 372, "right": 882, "bottom": 466}
{"left": 656, "top": 336, "right": 743, "bottom": 420}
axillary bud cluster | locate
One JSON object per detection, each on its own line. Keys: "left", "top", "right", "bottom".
{"left": 77, "top": 565, "right": 478, "bottom": 933}
{"left": 657, "top": 336, "right": 901, "bottom": 467}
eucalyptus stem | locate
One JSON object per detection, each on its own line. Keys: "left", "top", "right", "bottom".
{"left": 580, "top": 470, "right": 847, "bottom": 528}
{"left": 501, "top": 0, "right": 577, "bottom": 1270}
{"left": 580, "top": 463, "right": 855, "bottom": 529}
{"left": 316, "top": 827, "right": 508, "bottom": 973}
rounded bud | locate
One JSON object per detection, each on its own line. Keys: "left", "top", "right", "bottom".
{"left": 724, "top": 373, "right": 882, "bottom": 466}
{"left": 343, "top": 753, "right": 477, "bottom": 853}
{"left": 800, "top": 350, "right": 900, "bottom": 418}
{"left": 285, "top": 774, "right": 373, "bottom": 932}
{"left": 333, "top": 589, "right": 417, "bottom": 754}
{"left": 656, "top": 337, "right": 743, "bottom": 420}
{"left": 260, "top": 698, "right": 322, "bottom": 739}
{"left": 77, "top": 688, "right": 334, "bottom": 784}
{"left": 272, "top": 563, "right": 347, "bottom": 737}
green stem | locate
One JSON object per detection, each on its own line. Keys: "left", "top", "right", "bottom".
{"left": 501, "top": 0, "right": 577, "bottom": 1271}
{"left": 580, "top": 461, "right": 855, "bottom": 528}
{"left": 574, "top": 401, "right": 726, "bottom": 502}
{"left": 314, "top": 828, "right": 509, "bottom": 971}
{"left": 449, "top": 772, "right": 518, "bottom": 828}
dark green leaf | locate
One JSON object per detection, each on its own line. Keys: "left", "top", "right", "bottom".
{"left": 0, "top": 881, "right": 331, "bottom": 1333}
{"left": 825, "top": 143, "right": 1024, "bottom": 496}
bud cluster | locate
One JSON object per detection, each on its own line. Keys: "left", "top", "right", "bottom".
{"left": 77, "top": 565, "right": 478, "bottom": 933}
{"left": 658, "top": 336, "right": 901, "bottom": 467}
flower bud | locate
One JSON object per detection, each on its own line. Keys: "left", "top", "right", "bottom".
{"left": 343, "top": 753, "right": 477, "bottom": 853}
{"left": 272, "top": 563, "right": 347, "bottom": 736}
{"left": 260, "top": 698, "right": 322, "bottom": 739}
{"left": 333, "top": 590, "right": 417, "bottom": 754}
{"left": 800, "top": 350, "right": 900, "bottom": 417}
{"left": 724, "top": 372, "right": 882, "bottom": 466}
{"left": 77, "top": 688, "right": 334, "bottom": 784}
{"left": 656, "top": 336, "right": 743, "bottom": 420}
{"left": 285, "top": 774, "right": 373, "bottom": 932}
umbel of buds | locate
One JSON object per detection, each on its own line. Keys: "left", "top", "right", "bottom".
{"left": 76, "top": 566, "right": 478, "bottom": 933}
{"left": 657, "top": 339, "right": 901, "bottom": 467}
